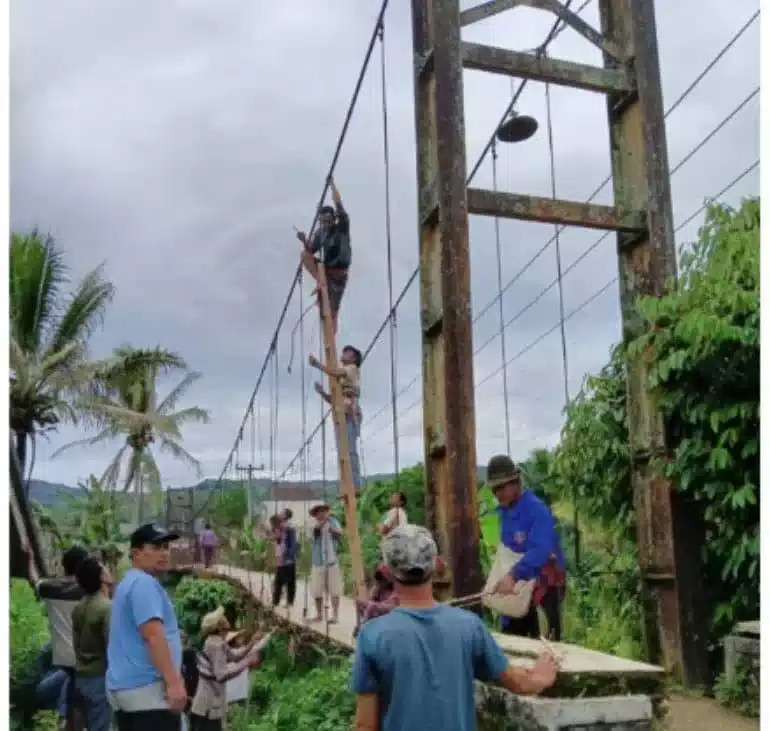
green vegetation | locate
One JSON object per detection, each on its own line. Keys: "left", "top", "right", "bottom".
{"left": 9, "top": 231, "right": 115, "bottom": 485}
{"left": 173, "top": 575, "right": 240, "bottom": 645}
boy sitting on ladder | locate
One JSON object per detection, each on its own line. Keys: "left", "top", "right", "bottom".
{"left": 310, "top": 345, "right": 363, "bottom": 492}
{"left": 295, "top": 177, "right": 351, "bottom": 338}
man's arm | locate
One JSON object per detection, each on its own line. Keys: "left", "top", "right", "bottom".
{"left": 351, "top": 632, "right": 379, "bottom": 731}
{"left": 328, "top": 518, "right": 344, "bottom": 538}
{"left": 512, "top": 506, "right": 557, "bottom": 581}
{"left": 140, "top": 621, "right": 186, "bottom": 692}
{"left": 132, "top": 579, "right": 187, "bottom": 710}
{"left": 309, "top": 354, "right": 346, "bottom": 379}
{"left": 498, "top": 654, "right": 559, "bottom": 695}
{"left": 354, "top": 694, "right": 379, "bottom": 731}
{"left": 329, "top": 179, "right": 350, "bottom": 234}
{"left": 314, "top": 382, "right": 332, "bottom": 404}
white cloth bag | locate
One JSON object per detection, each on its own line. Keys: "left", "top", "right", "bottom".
{"left": 482, "top": 544, "right": 536, "bottom": 619}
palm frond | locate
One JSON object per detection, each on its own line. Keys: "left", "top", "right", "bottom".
{"left": 167, "top": 406, "right": 211, "bottom": 428}
{"left": 123, "top": 449, "right": 142, "bottom": 493}
{"left": 100, "top": 444, "right": 129, "bottom": 493}
{"left": 51, "top": 427, "right": 118, "bottom": 459}
{"left": 44, "top": 263, "right": 115, "bottom": 359}
{"left": 9, "top": 231, "right": 67, "bottom": 353}
{"left": 158, "top": 436, "right": 203, "bottom": 477}
{"left": 156, "top": 372, "right": 202, "bottom": 415}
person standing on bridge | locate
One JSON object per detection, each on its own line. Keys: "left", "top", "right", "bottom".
{"left": 377, "top": 491, "right": 407, "bottom": 537}
{"left": 485, "top": 455, "right": 566, "bottom": 641}
{"left": 351, "top": 524, "right": 560, "bottom": 731}
{"left": 309, "top": 503, "right": 343, "bottom": 624}
{"left": 272, "top": 509, "right": 298, "bottom": 610}
{"left": 200, "top": 525, "right": 218, "bottom": 570}
{"left": 311, "top": 344, "right": 364, "bottom": 492}
{"left": 296, "top": 176, "right": 351, "bottom": 338}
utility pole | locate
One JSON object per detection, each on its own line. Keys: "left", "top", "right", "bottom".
{"left": 235, "top": 462, "right": 264, "bottom": 523}
{"left": 410, "top": 0, "right": 709, "bottom": 684}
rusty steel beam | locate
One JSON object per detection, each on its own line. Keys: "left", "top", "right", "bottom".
{"left": 461, "top": 42, "right": 633, "bottom": 94}
{"left": 460, "top": 0, "right": 626, "bottom": 61}
{"left": 410, "top": 0, "right": 483, "bottom": 601}
{"left": 600, "top": 0, "right": 710, "bottom": 687}
{"left": 467, "top": 188, "right": 646, "bottom": 232}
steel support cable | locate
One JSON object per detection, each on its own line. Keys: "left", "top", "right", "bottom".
{"left": 379, "top": 23, "right": 401, "bottom": 485}
{"left": 471, "top": 8, "right": 760, "bottom": 327}
{"left": 491, "top": 138, "right": 512, "bottom": 454}
{"left": 194, "top": 0, "right": 391, "bottom": 519}
{"left": 366, "top": 158, "right": 759, "bottom": 442}
{"left": 543, "top": 62, "right": 579, "bottom": 570}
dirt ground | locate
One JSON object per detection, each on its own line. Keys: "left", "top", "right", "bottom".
{"left": 666, "top": 695, "right": 758, "bottom": 731}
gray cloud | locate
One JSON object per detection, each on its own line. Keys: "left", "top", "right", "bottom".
{"left": 11, "top": 0, "right": 759, "bottom": 489}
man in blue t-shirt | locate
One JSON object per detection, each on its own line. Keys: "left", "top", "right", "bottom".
{"left": 351, "top": 524, "right": 560, "bottom": 731}
{"left": 486, "top": 455, "right": 567, "bottom": 640}
{"left": 107, "top": 523, "right": 185, "bottom": 731}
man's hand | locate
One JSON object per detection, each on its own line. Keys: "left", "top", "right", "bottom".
{"left": 329, "top": 177, "right": 341, "bottom": 204}
{"left": 165, "top": 676, "right": 188, "bottom": 712}
{"left": 308, "top": 354, "right": 321, "bottom": 368}
{"left": 296, "top": 230, "right": 308, "bottom": 245}
{"left": 529, "top": 650, "right": 560, "bottom": 692}
{"left": 494, "top": 574, "right": 520, "bottom": 596}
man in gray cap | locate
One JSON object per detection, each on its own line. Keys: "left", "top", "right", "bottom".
{"left": 351, "top": 524, "right": 560, "bottom": 731}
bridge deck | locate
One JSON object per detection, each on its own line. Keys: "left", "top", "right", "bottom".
{"left": 206, "top": 564, "right": 663, "bottom": 679}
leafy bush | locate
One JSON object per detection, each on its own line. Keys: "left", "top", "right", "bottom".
{"left": 172, "top": 576, "right": 238, "bottom": 645}
{"left": 10, "top": 579, "right": 50, "bottom": 686}
{"left": 714, "top": 658, "right": 759, "bottom": 717}
{"left": 229, "top": 635, "right": 355, "bottom": 731}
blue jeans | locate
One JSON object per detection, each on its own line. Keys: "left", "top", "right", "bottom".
{"left": 36, "top": 668, "right": 69, "bottom": 717}
{"left": 75, "top": 675, "right": 111, "bottom": 731}
{"left": 345, "top": 416, "right": 362, "bottom": 491}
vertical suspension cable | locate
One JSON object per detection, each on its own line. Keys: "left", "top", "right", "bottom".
{"left": 491, "top": 137, "right": 512, "bottom": 455}
{"left": 544, "top": 65, "right": 580, "bottom": 570}
{"left": 378, "top": 21, "right": 400, "bottom": 485}
{"left": 320, "top": 327, "right": 328, "bottom": 503}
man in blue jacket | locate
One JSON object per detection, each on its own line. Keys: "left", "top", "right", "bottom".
{"left": 486, "top": 454, "right": 566, "bottom": 641}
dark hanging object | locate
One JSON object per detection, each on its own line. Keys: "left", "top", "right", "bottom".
{"left": 496, "top": 112, "right": 539, "bottom": 143}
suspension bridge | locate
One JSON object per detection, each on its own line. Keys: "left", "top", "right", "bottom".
{"left": 167, "top": 0, "right": 759, "bottom": 719}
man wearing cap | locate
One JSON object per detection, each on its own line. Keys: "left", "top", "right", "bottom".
{"left": 26, "top": 545, "right": 89, "bottom": 728}
{"left": 485, "top": 455, "right": 566, "bottom": 640}
{"left": 309, "top": 504, "right": 344, "bottom": 624}
{"left": 106, "top": 523, "right": 186, "bottom": 731}
{"left": 351, "top": 525, "right": 560, "bottom": 731}
{"left": 190, "top": 607, "right": 261, "bottom": 731}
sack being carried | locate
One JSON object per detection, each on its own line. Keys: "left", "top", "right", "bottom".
{"left": 482, "top": 544, "right": 536, "bottom": 619}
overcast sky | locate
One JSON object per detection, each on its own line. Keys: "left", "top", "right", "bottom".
{"left": 11, "top": 0, "right": 760, "bottom": 490}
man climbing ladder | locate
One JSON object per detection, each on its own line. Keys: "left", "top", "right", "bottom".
{"left": 311, "top": 344, "right": 363, "bottom": 492}
{"left": 296, "top": 177, "right": 351, "bottom": 338}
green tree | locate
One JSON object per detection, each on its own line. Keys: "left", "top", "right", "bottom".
{"left": 56, "top": 347, "right": 210, "bottom": 526}
{"left": 552, "top": 198, "right": 760, "bottom": 662}
{"left": 9, "top": 231, "right": 115, "bottom": 488}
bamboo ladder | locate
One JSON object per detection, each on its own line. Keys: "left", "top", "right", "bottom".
{"left": 314, "top": 263, "right": 366, "bottom": 601}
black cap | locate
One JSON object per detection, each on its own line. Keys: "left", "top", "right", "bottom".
{"left": 130, "top": 523, "right": 180, "bottom": 549}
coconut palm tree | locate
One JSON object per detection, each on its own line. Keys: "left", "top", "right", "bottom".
{"left": 9, "top": 231, "right": 115, "bottom": 489}
{"left": 55, "top": 346, "right": 210, "bottom": 525}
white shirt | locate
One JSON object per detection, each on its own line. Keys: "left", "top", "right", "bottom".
{"left": 380, "top": 508, "right": 408, "bottom": 532}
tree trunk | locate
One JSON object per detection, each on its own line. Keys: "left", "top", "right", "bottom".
{"left": 16, "top": 431, "right": 28, "bottom": 497}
